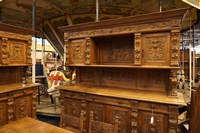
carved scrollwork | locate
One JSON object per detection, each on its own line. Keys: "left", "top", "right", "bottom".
{"left": 1, "top": 37, "right": 9, "bottom": 64}
{"left": 68, "top": 22, "right": 171, "bottom": 38}
{"left": 169, "top": 69, "right": 178, "bottom": 97}
{"left": 170, "top": 30, "right": 180, "bottom": 66}
{"left": 134, "top": 33, "right": 141, "bottom": 65}
{"left": 168, "top": 115, "right": 178, "bottom": 133}
{"left": 85, "top": 37, "right": 91, "bottom": 64}
{"left": 131, "top": 109, "right": 138, "bottom": 133}
{"left": 7, "top": 99, "right": 14, "bottom": 122}
{"left": 64, "top": 39, "right": 69, "bottom": 64}
{"left": 27, "top": 39, "right": 32, "bottom": 64}
{"left": 147, "top": 37, "right": 164, "bottom": 61}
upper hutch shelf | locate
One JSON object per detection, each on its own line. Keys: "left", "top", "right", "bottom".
{"left": 59, "top": 8, "right": 188, "bottom": 68}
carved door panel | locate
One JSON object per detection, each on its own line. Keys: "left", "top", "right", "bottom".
{"left": 0, "top": 102, "right": 7, "bottom": 126}
{"left": 142, "top": 33, "right": 170, "bottom": 66}
{"left": 8, "top": 40, "right": 27, "bottom": 64}
{"left": 14, "top": 95, "right": 32, "bottom": 120}
{"left": 69, "top": 39, "right": 86, "bottom": 64}
{"left": 110, "top": 106, "right": 131, "bottom": 133}
{"left": 138, "top": 111, "right": 167, "bottom": 133}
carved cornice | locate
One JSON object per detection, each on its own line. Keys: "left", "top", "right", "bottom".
{"left": 0, "top": 31, "right": 32, "bottom": 41}
{"left": 68, "top": 22, "right": 171, "bottom": 39}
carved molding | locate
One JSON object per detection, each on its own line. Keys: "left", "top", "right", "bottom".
{"left": 131, "top": 109, "right": 138, "bottom": 133}
{"left": 1, "top": 38, "right": 9, "bottom": 65}
{"left": 27, "top": 39, "right": 32, "bottom": 64}
{"left": 168, "top": 115, "right": 178, "bottom": 133}
{"left": 134, "top": 33, "right": 141, "bottom": 65}
{"left": 64, "top": 39, "right": 69, "bottom": 64}
{"left": 170, "top": 30, "right": 180, "bottom": 66}
{"left": 7, "top": 99, "right": 14, "bottom": 122}
{"left": 0, "top": 31, "right": 32, "bottom": 41}
{"left": 85, "top": 37, "right": 91, "bottom": 64}
{"left": 169, "top": 69, "right": 178, "bottom": 97}
{"left": 68, "top": 22, "right": 171, "bottom": 38}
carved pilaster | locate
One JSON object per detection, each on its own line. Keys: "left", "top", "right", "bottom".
{"left": 131, "top": 109, "right": 138, "bottom": 133}
{"left": 65, "top": 39, "right": 69, "bottom": 64}
{"left": 85, "top": 37, "right": 91, "bottom": 65}
{"left": 169, "top": 69, "right": 178, "bottom": 97}
{"left": 7, "top": 98, "right": 14, "bottom": 123}
{"left": 170, "top": 30, "right": 180, "bottom": 66}
{"left": 1, "top": 37, "right": 9, "bottom": 65}
{"left": 60, "top": 92, "right": 65, "bottom": 115}
{"left": 168, "top": 115, "right": 178, "bottom": 133}
{"left": 32, "top": 92, "right": 37, "bottom": 119}
{"left": 27, "top": 39, "right": 32, "bottom": 64}
{"left": 134, "top": 33, "right": 141, "bottom": 65}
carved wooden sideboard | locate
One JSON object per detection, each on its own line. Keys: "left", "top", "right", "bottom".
{"left": 58, "top": 8, "right": 188, "bottom": 133}
{"left": 0, "top": 23, "right": 41, "bottom": 126}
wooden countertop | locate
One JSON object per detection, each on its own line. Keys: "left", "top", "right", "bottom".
{"left": 57, "top": 84, "right": 186, "bottom": 106}
{"left": 0, "top": 117, "right": 74, "bottom": 133}
{"left": 0, "top": 83, "right": 41, "bottom": 93}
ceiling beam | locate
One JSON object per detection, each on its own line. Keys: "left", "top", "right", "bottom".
{"left": 45, "top": 20, "right": 63, "bottom": 48}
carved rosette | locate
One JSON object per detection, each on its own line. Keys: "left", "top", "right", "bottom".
{"left": 168, "top": 115, "right": 178, "bottom": 133}
{"left": 169, "top": 69, "right": 178, "bottom": 97}
{"left": 85, "top": 38, "right": 91, "bottom": 65}
{"left": 171, "top": 19, "right": 181, "bottom": 28}
{"left": 27, "top": 39, "right": 32, "bottom": 64}
{"left": 7, "top": 98, "right": 14, "bottom": 122}
{"left": 134, "top": 33, "right": 141, "bottom": 65}
{"left": 131, "top": 109, "right": 138, "bottom": 133}
{"left": 64, "top": 39, "right": 69, "bottom": 64}
{"left": 170, "top": 30, "right": 180, "bottom": 66}
{"left": 1, "top": 37, "right": 9, "bottom": 65}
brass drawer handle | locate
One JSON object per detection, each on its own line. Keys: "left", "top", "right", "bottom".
{"left": 23, "top": 90, "right": 26, "bottom": 93}
{"left": 118, "top": 100, "right": 122, "bottom": 104}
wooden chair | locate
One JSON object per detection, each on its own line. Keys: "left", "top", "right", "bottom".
{"left": 89, "top": 111, "right": 118, "bottom": 133}
{"left": 60, "top": 110, "right": 84, "bottom": 133}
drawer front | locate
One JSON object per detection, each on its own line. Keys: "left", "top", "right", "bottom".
{"left": 87, "top": 94, "right": 130, "bottom": 107}
{"left": 13, "top": 88, "right": 33, "bottom": 97}
{"left": 139, "top": 101, "right": 168, "bottom": 112}
{"left": 60, "top": 90, "right": 86, "bottom": 100}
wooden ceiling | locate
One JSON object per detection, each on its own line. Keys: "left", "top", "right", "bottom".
{"left": 0, "top": 0, "right": 199, "bottom": 56}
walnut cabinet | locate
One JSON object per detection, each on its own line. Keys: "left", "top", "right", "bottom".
{"left": 58, "top": 8, "right": 188, "bottom": 133}
{"left": 0, "top": 23, "right": 41, "bottom": 125}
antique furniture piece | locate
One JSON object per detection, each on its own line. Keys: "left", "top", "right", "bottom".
{"left": 0, "top": 117, "right": 75, "bottom": 133}
{"left": 58, "top": 8, "right": 188, "bottom": 133}
{"left": 89, "top": 111, "right": 118, "bottom": 133}
{"left": 0, "top": 23, "right": 41, "bottom": 126}
{"left": 60, "top": 110, "right": 84, "bottom": 133}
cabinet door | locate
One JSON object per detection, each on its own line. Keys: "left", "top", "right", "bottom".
{"left": 142, "top": 33, "right": 170, "bottom": 66}
{"left": 8, "top": 40, "right": 27, "bottom": 64}
{"left": 0, "top": 102, "right": 7, "bottom": 126}
{"left": 138, "top": 111, "right": 167, "bottom": 133}
{"left": 110, "top": 106, "right": 131, "bottom": 133}
{"left": 14, "top": 95, "right": 32, "bottom": 120}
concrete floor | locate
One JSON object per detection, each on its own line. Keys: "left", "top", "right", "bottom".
{"left": 36, "top": 94, "right": 61, "bottom": 126}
